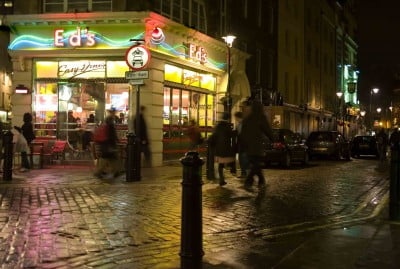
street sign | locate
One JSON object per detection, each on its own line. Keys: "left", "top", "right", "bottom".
{"left": 129, "top": 79, "right": 144, "bottom": 85}
{"left": 125, "top": 45, "right": 151, "bottom": 71}
{"left": 125, "top": 70, "right": 149, "bottom": 80}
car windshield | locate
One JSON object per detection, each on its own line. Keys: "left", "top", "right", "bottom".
{"left": 309, "top": 132, "right": 333, "bottom": 141}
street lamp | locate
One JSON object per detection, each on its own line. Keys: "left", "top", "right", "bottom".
{"left": 370, "top": 88, "right": 379, "bottom": 113}
{"left": 360, "top": 110, "right": 366, "bottom": 117}
{"left": 222, "top": 35, "right": 236, "bottom": 120}
{"left": 377, "top": 107, "right": 382, "bottom": 113}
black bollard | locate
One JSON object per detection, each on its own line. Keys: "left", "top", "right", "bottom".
{"left": 3, "top": 131, "right": 13, "bottom": 181}
{"left": 206, "top": 139, "right": 215, "bottom": 180}
{"left": 390, "top": 144, "right": 400, "bottom": 220}
{"left": 180, "top": 151, "right": 204, "bottom": 269}
{"left": 126, "top": 132, "right": 141, "bottom": 182}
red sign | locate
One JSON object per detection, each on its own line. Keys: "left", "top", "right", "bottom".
{"left": 125, "top": 45, "right": 151, "bottom": 71}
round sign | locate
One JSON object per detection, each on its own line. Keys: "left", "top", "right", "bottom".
{"left": 125, "top": 45, "right": 151, "bottom": 71}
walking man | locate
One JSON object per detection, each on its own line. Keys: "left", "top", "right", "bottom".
{"left": 241, "top": 101, "right": 273, "bottom": 187}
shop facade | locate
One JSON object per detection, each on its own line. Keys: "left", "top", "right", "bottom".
{"left": 7, "top": 12, "right": 250, "bottom": 166}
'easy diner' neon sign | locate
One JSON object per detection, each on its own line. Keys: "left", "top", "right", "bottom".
{"left": 54, "top": 27, "right": 96, "bottom": 47}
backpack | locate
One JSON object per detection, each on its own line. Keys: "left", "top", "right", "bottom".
{"left": 93, "top": 124, "right": 108, "bottom": 143}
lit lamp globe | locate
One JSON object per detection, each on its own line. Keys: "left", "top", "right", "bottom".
{"left": 222, "top": 35, "right": 236, "bottom": 47}
{"left": 376, "top": 107, "right": 382, "bottom": 113}
{"left": 336, "top": 92, "right": 343, "bottom": 98}
{"left": 360, "top": 111, "right": 366, "bottom": 117}
{"left": 372, "top": 88, "right": 379, "bottom": 94}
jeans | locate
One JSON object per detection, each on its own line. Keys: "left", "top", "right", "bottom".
{"left": 239, "top": 152, "right": 249, "bottom": 175}
{"left": 246, "top": 155, "right": 265, "bottom": 185}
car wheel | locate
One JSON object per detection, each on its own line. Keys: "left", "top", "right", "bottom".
{"left": 282, "top": 153, "right": 291, "bottom": 168}
{"left": 303, "top": 152, "right": 309, "bottom": 165}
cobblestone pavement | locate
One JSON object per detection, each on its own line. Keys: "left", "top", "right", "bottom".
{"left": 0, "top": 158, "right": 390, "bottom": 268}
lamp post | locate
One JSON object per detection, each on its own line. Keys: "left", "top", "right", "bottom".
{"left": 369, "top": 88, "right": 379, "bottom": 129}
{"left": 336, "top": 91, "right": 343, "bottom": 133}
{"left": 222, "top": 35, "right": 236, "bottom": 121}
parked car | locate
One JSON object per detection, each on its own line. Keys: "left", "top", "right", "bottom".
{"left": 306, "top": 131, "right": 351, "bottom": 160}
{"left": 350, "top": 135, "right": 379, "bottom": 158}
{"left": 264, "top": 129, "right": 309, "bottom": 168}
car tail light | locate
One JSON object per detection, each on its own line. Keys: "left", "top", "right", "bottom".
{"left": 273, "top": 142, "right": 286, "bottom": 149}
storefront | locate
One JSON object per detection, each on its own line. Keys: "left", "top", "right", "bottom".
{"left": 7, "top": 12, "right": 250, "bottom": 166}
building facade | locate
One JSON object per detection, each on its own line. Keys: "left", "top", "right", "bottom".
{"left": 4, "top": 0, "right": 251, "bottom": 166}
{"left": 271, "top": 0, "right": 358, "bottom": 138}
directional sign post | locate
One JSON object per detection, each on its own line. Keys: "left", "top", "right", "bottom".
{"left": 125, "top": 44, "right": 151, "bottom": 182}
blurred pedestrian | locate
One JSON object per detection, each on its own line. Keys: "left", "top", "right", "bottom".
{"left": 234, "top": 111, "right": 248, "bottom": 178}
{"left": 11, "top": 126, "right": 30, "bottom": 172}
{"left": 135, "top": 106, "right": 151, "bottom": 167}
{"left": 241, "top": 101, "right": 273, "bottom": 187}
{"left": 93, "top": 108, "right": 120, "bottom": 179}
{"left": 21, "top": 112, "right": 35, "bottom": 145}
{"left": 209, "top": 112, "right": 235, "bottom": 186}
{"left": 376, "top": 128, "right": 388, "bottom": 162}
{"left": 187, "top": 119, "right": 203, "bottom": 150}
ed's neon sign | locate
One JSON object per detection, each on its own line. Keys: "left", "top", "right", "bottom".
{"left": 54, "top": 27, "right": 96, "bottom": 47}
{"left": 188, "top": 43, "right": 207, "bottom": 64}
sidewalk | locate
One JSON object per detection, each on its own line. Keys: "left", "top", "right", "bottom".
{"left": 0, "top": 164, "right": 397, "bottom": 268}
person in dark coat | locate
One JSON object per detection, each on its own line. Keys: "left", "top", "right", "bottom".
{"left": 21, "top": 112, "right": 35, "bottom": 145}
{"left": 209, "top": 112, "right": 235, "bottom": 186}
{"left": 240, "top": 101, "right": 273, "bottom": 187}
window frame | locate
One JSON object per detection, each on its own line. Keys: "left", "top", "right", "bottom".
{"left": 43, "top": 0, "right": 112, "bottom": 13}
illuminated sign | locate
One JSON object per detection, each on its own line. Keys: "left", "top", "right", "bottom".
{"left": 58, "top": 61, "right": 106, "bottom": 79}
{"left": 188, "top": 43, "right": 207, "bottom": 64}
{"left": 54, "top": 27, "right": 96, "bottom": 47}
{"left": 125, "top": 45, "right": 151, "bottom": 71}
{"left": 15, "top": 85, "right": 29, "bottom": 94}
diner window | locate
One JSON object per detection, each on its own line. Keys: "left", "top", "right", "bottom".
{"left": 43, "top": 0, "right": 112, "bottom": 13}
{"left": 162, "top": 86, "right": 214, "bottom": 160}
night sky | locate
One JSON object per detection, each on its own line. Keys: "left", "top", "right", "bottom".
{"left": 357, "top": 0, "right": 400, "bottom": 109}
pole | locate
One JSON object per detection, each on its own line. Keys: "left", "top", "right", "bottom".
{"left": 134, "top": 84, "right": 141, "bottom": 180}
{"left": 180, "top": 151, "right": 204, "bottom": 268}
{"left": 390, "top": 144, "right": 400, "bottom": 220}
{"left": 3, "top": 131, "right": 13, "bottom": 181}
{"left": 226, "top": 46, "right": 231, "bottom": 122}
{"left": 126, "top": 83, "right": 141, "bottom": 182}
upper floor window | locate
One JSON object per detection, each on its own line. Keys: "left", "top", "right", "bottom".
{"left": 43, "top": 0, "right": 112, "bottom": 13}
{"left": 154, "top": 0, "right": 207, "bottom": 34}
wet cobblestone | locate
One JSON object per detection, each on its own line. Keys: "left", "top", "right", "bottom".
{"left": 0, "top": 159, "right": 389, "bottom": 268}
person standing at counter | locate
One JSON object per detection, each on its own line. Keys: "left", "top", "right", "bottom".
{"left": 21, "top": 112, "right": 35, "bottom": 145}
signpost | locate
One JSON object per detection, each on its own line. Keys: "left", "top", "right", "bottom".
{"left": 125, "top": 43, "right": 150, "bottom": 182}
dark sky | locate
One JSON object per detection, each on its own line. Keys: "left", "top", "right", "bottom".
{"left": 357, "top": 0, "right": 400, "bottom": 108}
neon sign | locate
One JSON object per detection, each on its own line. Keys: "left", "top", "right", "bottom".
{"left": 54, "top": 27, "right": 96, "bottom": 47}
{"left": 58, "top": 61, "right": 106, "bottom": 79}
{"left": 188, "top": 43, "right": 207, "bottom": 64}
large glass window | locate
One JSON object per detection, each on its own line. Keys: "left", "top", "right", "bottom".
{"left": 33, "top": 60, "right": 129, "bottom": 149}
{"left": 162, "top": 86, "right": 214, "bottom": 160}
